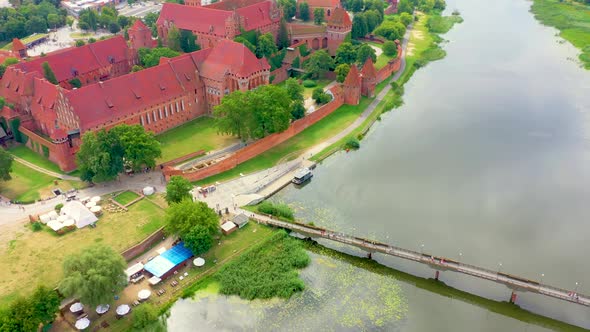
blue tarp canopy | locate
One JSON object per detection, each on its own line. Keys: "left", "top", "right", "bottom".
{"left": 144, "top": 242, "right": 193, "bottom": 278}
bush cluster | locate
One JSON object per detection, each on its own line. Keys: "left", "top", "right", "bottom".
{"left": 257, "top": 201, "right": 294, "bottom": 220}
{"left": 302, "top": 80, "right": 317, "bottom": 88}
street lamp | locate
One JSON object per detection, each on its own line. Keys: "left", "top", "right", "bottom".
{"left": 458, "top": 252, "right": 463, "bottom": 262}
{"left": 575, "top": 282, "right": 580, "bottom": 293}
{"left": 420, "top": 243, "right": 425, "bottom": 255}
{"left": 498, "top": 262, "right": 503, "bottom": 273}
{"left": 540, "top": 273, "right": 545, "bottom": 284}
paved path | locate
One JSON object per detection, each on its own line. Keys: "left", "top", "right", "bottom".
{"left": 248, "top": 211, "right": 590, "bottom": 307}
{"left": 12, "top": 156, "right": 80, "bottom": 181}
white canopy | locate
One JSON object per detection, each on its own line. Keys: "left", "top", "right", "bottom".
{"left": 61, "top": 201, "right": 98, "bottom": 229}
{"left": 193, "top": 257, "right": 205, "bottom": 267}
{"left": 75, "top": 317, "right": 90, "bottom": 330}
{"left": 116, "top": 304, "right": 130, "bottom": 316}
{"left": 125, "top": 262, "right": 144, "bottom": 280}
{"left": 47, "top": 220, "right": 64, "bottom": 232}
{"left": 142, "top": 187, "right": 155, "bottom": 196}
{"left": 90, "top": 206, "right": 102, "bottom": 213}
{"left": 148, "top": 276, "right": 161, "bottom": 285}
{"left": 80, "top": 197, "right": 90, "bottom": 203}
{"left": 138, "top": 289, "right": 151, "bottom": 300}
{"left": 39, "top": 214, "right": 51, "bottom": 224}
{"left": 69, "top": 302, "right": 83, "bottom": 313}
{"left": 62, "top": 218, "right": 75, "bottom": 227}
{"left": 57, "top": 215, "right": 68, "bottom": 223}
{"left": 48, "top": 210, "right": 58, "bottom": 220}
{"left": 221, "top": 222, "right": 237, "bottom": 233}
{"left": 91, "top": 196, "right": 101, "bottom": 203}
{"left": 96, "top": 304, "right": 110, "bottom": 314}
{"left": 85, "top": 201, "right": 96, "bottom": 208}
{"left": 156, "top": 247, "right": 167, "bottom": 255}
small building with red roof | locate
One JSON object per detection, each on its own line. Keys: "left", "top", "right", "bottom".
{"left": 128, "top": 20, "right": 157, "bottom": 50}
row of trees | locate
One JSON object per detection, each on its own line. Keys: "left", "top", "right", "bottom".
{"left": 77, "top": 124, "right": 162, "bottom": 183}
{"left": 0, "top": 148, "right": 13, "bottom": 181}
{"left": 0, "top": 285, "right": 60, "bottom": 331}
{"left": 78, "top": 6, "right": 133, "bottom": 33}
{"left": 0, "top": 1, "right": 67, "bottom": 41}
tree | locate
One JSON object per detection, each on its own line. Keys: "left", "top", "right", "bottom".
{"left": 356, "top": 43, "right": 376, "bottom": 63}
{"left": 111, "top": 124, "right": 161, "bottom": 171}
{"left": 214, "top": 85, "right": 292, "bottom": 141}
{"left": 382, "top": 40, "right": 397, "bottom": 56}
{"left": 167, "top": 26, "right": 181, "bottom": 51}
{"left": 335, "top": 63, "right": 350, "bottom": 83}
{"left": 132, "top": 304, "right": 159, "bottom": 330}
{"left": 234, "top": 36, "right": 256, "bottom": 53}
{"left": 138, "top": 47, "right": 181, "bottom": 68}
{"left": 303, "top": 50, "right": 334, "bottom": 79}
{"left": 312, "top": 87, "right": 331, "bottom": 104}
{"left": 350, "top": 0, "right": 363, "bottom": 12}
{"left": 299, "top": 2, "right": 310, "bottom": 21}
{"left": 78, "top": 8, "right": 99, "bottom": 31}
{"left": 351, "top": 13, "right": 368, "bottom": 39}
{"left": 28, "top": 285, "right": 60, "bottom": 327}
{"left": 397, "top": 0, "right": 413, "bottom": 14}
{"left": 165, "top": 200, "right": 219, "bottom": 237}
{"left": 0, "top": 149, "right": 13, "bottom": 181}
{"left": 183, "top": 224, "right": 213, "bottom": 255}
{"left": 374, "top": 20, "right": 406, "bottom": 41}
{"left": 76, "top": 129, "right": 125, "bottom": 183}
{"left": 364, "top": 9, "right": 381, "bottom": 32}
{"left": 180, "top": 29, "right": 199, "bottom": 52}
{"left": 278, "top": 0, "right": 296, "bottom": 20}
{"left": 59, "top": 244, "right": 127, "bottom": 307}
{"left": 75, "top": 39, "right": 85, "bottom": 47}
{"left": 313, "top": 8, "right": 325, "bottom": 25}
{"left": 69, "top": 77, "right": 82, "bottom": 88}
{"left": 66, "top": 16, "right": 74, "bottom": 28}
{"left": 256, "top": 32, "right": 278, "bottom": 59}
{"left": 277, "top": 19, "right": 290, "bottom": 49}
{"left": 284, "top": 78, "right": 305, "bottom": 119}
{"left": 25, "top": 16, "right": 47, "bottom": 35}
{"left": 47, "top": 13, "right": 60, "bottom": 29}
{"left": 42, "top": 61, "right": 58, "bottom": 84}
{"left": 335, "top": 42, "right": 357, "bottom": 64}
{"left": 118, "top": 15, "right": 130, "bottom": 28}
{"left": 165, "top": 176, "right": 193, "bottom": 204}
{"left": 109, "top": 22, "right": 121, "bottom": 33}
{"left": 399, "top": 12, "right": 413, "bottom": 26}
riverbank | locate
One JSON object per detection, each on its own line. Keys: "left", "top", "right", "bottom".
{"left": 530, "top": 0, "right": 590, "bottom": 69}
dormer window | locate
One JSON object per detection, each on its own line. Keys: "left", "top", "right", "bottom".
{"left": 105, "top": 98, "right": 114, "bottom": 108}
{"left": 108, "top": 56, "right": 115, "bottom": 64}
{"left": 159, "top": 83, "right": 166, "bottom": 91}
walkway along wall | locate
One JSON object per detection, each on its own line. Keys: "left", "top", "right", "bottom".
{"left": 18, "top": 126, "right": 77, "bottom": 172}
{"left": 165, "top": 46, "right": 403, "bottom": 183}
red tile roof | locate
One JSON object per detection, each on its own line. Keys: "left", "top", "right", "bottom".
{"left": 129, "top": 19, "right": 150, "bottom": 32}
{"left": 343, "top": 64, "right": 360, "bottom": 86}
{"left": 157, "top": 3, "right": 232, "bottom": 36}
{"left": 12, "top": 38, "right": 26, "bottom": 52}
{"left": 195, "top": 39, "right": 270, "bottom": 79}
{"left": 206, "top": 0, "right": 267, "bottom": 10}
{"left": 297, "top": 0, "right": 340, "bottom": 8}
{"left": 361, "top": 58, "right": 376, "bottom": 78}
{"left": 13, "top": 36, "right": 131, "bottom": 83}
{"left": 327, "top": 7, "right": 351, "bottom": 28}
{"left": 288, "top": 23, "right": 326, "bottom": 35}
{"left": 237, "top": 1, "right": 280, "bottom": 31}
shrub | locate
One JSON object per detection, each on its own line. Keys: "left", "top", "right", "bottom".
{"left": 302, "top": 80, "right": 317, "bottom": 88}
{"left": 382, "top": 41, "right": 397, "bottom": 57}
{"left": 257, "top": 201, "right": 294, "bottom": 220}
{"left": 55, "top": 203, "right": 63, "bottom": 213}
{"left": 344, "top": 137, "right": 360, "bottom": 150}
{"left": 31, "top": 222, "right": 42, "bottom": 232}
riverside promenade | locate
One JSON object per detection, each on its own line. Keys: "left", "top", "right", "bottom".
{"left": 246, "top": 211, "right": 590, "bottom": 307}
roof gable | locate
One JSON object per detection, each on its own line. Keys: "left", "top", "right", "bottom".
{"left": 361, "top": 58, "right": 376, "bottom": 78}
{"left": 157, "top": 3, "right": 232, "bottom": 36}
{"left": 328, "top": 7, "right": 352, "bottom": 27}
{"left": 343, "top": 64, "right": 360, "bottom": 86}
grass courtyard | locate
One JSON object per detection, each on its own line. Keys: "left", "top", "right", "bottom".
{"left": 8, "top": 145, "right": 64, "bottom": 174}
{"left": 369, "top": 42, "right": 398, "bottom": 70}
{"left": 0, "top": 162, "right": 84, "bottom": 203}
{"left": 0, "top": 199, "right": 166, "bottom": 307}
{"left": 113, "top": 190, "right": 140, "bottom": 206}
{"left": 156, "top": 117, "right": 238, "bottom": 163}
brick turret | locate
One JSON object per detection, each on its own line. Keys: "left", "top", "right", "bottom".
{"left": 360, "top": 58, "right": 377, "bottom": 97}
{"left": 326, "top": 7, "right": 352, "bottom": 56}
{"left": 12, "top": 38, "right": 27, "bottom": 58}
{"left": 342, "top": 64, "right": 360, "bottom": 105}
{"left": 128, "top": 19, "right": 155, "bottom": 50}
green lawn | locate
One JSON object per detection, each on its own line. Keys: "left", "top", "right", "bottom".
{"left": 0, "top": 199, "right": 166, "bottom": 307}
{"left": 302, "top": 79, "right": 332, "bottom": 99}
{"left": 0, "top": 162, "right": 84, "bottom": 203}
{"left": 531, "top": 0, "right": 590, "bottom": 69}
{"left": 156, "top": 117, "right": 238, "bottom": 163}
{"left": 9, "top": 145, "right": 63, "bottom": 174}
{"left": 113, "top": 190, "right": 140, "bottom": 206}
{"left": 369, "top": 42, "right": 398, "bottom": 70}
{"left": 1, "top": 33, "right": 47, "bottom": 50}
{"left": 195, "top": 97, "right": 373, "bottom": 185}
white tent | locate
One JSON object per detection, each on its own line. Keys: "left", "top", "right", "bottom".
{"left": 125, "top": 262, "right": 144, "bottom": 281}
{"left": 75, "top": 317, "right": 90, "bottom": 330}
{"left": 47, "top": 220, "right": 64, "bottom": 232}
{"left": 148, "top": 276, "right": 161, "bottom": 285}
{"left": 61, "top": 201, "right": 98, "bottom": 229}
{"left": 85, "top": 201, "right": 96, "bottom": 208}
{"left": 48, "top": 210, "right": 58, "bottom": 220}
{"left": 63, "top": 219, "right": 75, "bottom": 227}
{"left": 90, "top": 196, "right": 101, "bottom": 203}
{"left": 39, "top": 214, "right": 51, "bottom": 224}
{"left": 142, "top": 187, "right": 155, "bottom": 196}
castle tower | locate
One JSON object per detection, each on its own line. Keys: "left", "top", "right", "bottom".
{"left": 128, "top": 20, "right": 155, "bottom": 50}
{"left": 342, "top": 64, "right": 360, "bottom": 105}
{"left": 225, "top": 11, "right": 240, "bottom": 39}
{"left": 326, "top": 7, "right": 352, "bottom": 56}
{"left": 360, "top": 58, "right": 377, "bottom": 97}
{"left": 12, "top": 38, "right": 27, "bottom": 58}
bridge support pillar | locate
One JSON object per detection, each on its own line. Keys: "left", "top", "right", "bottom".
{"left": 367, "top": 252, "right": 372, "bottom": 260}
{"left": 434, "top": 270, "right": 440, "bottom": 281}
{"left": 510, "top": 291, "right": 517, "bottom": 304}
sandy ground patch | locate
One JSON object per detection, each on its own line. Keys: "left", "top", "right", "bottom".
{"left": 412, "top": 30, "right": 425, "bottom": 40}
{"left": 369, "top": 45, "right": 383, "bottom": 57}
{"left": 406, "top": 43, "right": 415, "bottom": 56}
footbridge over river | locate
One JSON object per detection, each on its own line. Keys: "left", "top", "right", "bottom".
{"left": 246, "top": 212, "right": 589, "bottom": 307}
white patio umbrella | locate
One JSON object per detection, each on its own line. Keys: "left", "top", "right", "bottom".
{"left": 96, "top": 304, "right": 110, "bottom": 315}
{"left": 138, "top": 289, "right": 151, "bottom": 301}
{"left": 90, "top": 196, "right": 101, "bottom": 203}
{"left": 75, "top": 317, "right": 90, "bottom": 330}
{"left": 85, "top": 201, "right": 96, "bottom": 208}
{"left": 116, "top": 304, "right": 130, "bottom": 316}
{"left": 90, "top": 206, "right": 102, "bottom": 214}
{"left": 63, "top": 218, "right": 75, "bottom": 227}
{"left": 69, "top": 302, "right": 83, "bottom": 313}
{"left": 193, "top": 257, "right": 205, "bottom": 267}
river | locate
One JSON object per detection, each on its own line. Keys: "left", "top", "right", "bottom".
{"left": 167, "top": 0, "right": 590, "bottom": 330}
